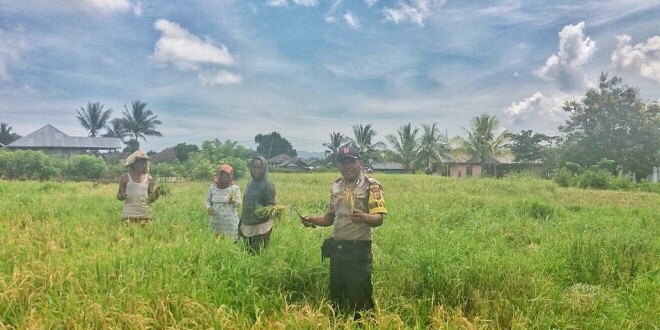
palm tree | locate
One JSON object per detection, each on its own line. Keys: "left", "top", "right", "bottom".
{"left": 0, "top": 122, "right": 21, "bottom": 145}
{"left": 76, "top": 102, "right": 112, "bottom": 137}
{"left": 322, "top": 132, "right": 347, "bottom": 166}
{"left": 417, "top": 123, "right": 451, "bottom": 174}
{"left": 347, "top": 124, "right": 385, "bottom": 166}
{"left": 103, "top": 118, "right": 129, "bottom": 142}
{"left": 385, "top": 123, "right": 419, "bottom": 172}
{"left": 452, "top": 114, "right": 509, "bottom": 176}
{"left": 122, "top": 100, "right": 163, "bottom": 149}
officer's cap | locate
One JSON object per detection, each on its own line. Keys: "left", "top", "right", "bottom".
{"left": 337, "top": 145, "right": 360, "bottom": 160}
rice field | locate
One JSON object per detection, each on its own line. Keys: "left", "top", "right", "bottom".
{"left": 0, "top": 173, "right": 658, "bottom": 329}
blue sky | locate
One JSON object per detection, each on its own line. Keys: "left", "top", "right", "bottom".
{"left": 1, "top": 0, "right": 659, "bottom": 153}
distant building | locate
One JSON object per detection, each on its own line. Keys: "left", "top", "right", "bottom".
{"left": 370, "top": 162, "right": 408, "bottom": 174}
{"left": 5, "top": 124, "right": 122, "bottom": 159}
{"left": 151, "top": 146, "right": 177, "bottom": 163}
{"left": 268, "top": 153, "right": 311, "bottom": 171}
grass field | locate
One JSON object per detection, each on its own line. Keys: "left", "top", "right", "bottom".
{"left": 0, "top": 173, "right": 658, "bottom": 329}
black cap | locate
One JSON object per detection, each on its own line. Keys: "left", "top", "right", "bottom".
{"left": 337, "top": 145, "right": 360, "bottom": 159}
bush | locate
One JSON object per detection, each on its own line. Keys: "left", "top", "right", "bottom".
{"left": 577, "top": 169, "right": 611, "bottom": 189}
{"left": 65, "top": 155, "right": 108, "bottom": 180}
{"left": 552, "top": 167, "right": 574, "bottom": 187}
{"left": 609, "top": 175, "right": 633, "bottom": 190}
{"left": 0, "top": 150, "right": 62, "bottom": 180}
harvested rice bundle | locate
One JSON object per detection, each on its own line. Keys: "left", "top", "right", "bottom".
{"left": 254, "top": 204, "right": 288, "bottom": 222}
{"left": 148, "top": 183, "right": 170, "bottom": 204}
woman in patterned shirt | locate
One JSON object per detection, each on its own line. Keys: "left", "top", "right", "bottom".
{"left": 205, "top": 164, "right": 242, "bottom": 240}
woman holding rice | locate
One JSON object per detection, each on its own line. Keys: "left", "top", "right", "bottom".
{"left": 239, "top": 156, "right": 276, "bottom": 254}
{"left": 205, "top": 164, "right": 242, "bottom": 240}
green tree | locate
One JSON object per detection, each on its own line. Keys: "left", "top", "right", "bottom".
{"left": 0, "top": 123, "right": 21, "bottom": 145}
{"left": 76, "top": 102, "right": 112, "bottom": 137}
{"left": 417, "top": 123, "right": 451, "bottom": 174}
{"left": 505, "top": 130, "right": 555, "bottom": 162}
{"left": 347, "top": 124, "right": 385, "bottom": 166}
{"left": 452, "top": 114, "right": 509, "bottom": 176}
{"left": 254, "top": 132, "right": 296, "bottom": 158}
{"left": 122, "top": 100, "right": 163, "bottom": 149}
{"left": 560, "top": 73, "right": 660, "bottom": 179}
{"left": 323, "top": 132, "right": 347, "bottom": 166}
{"left": 103, "top": 118, "right": 129, "bottom": 142}
{"left": 174, "top": 143, "right": 199, "bottom": 163}
{"left": 385, "top": 123, "right": 419, "bottom": 172}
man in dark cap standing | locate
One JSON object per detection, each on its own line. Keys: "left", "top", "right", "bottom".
{"left": 301, "top": 145, "right": 387, "bottom": 320}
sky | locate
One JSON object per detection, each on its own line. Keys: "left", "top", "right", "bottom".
{"left": 1, "top": 0, "right": 659, "bottom": 153}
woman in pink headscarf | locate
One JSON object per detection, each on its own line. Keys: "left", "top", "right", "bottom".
{"left": 205, "top": 164, "right": 242, "bottom": 239}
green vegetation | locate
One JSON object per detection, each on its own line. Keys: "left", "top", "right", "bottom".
{"left": 1, "top": 174, "right": 657, "bottom": 329}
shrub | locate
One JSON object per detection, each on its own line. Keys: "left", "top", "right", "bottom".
{"left": 577, "top": 169, "right": 611, "bottom": 189}
{"left": 0, "top": 150, "right": 62, "bottom": 180}
{"left": 65, "top": 155, "right": 108, "bottom": 180}
{"left": 552, "top": 167, "right": 574, "bottom": 187}
{"left": 609, "top": 175, "right": 633, "bottom": 190}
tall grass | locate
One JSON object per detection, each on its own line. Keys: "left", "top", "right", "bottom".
{"left": 0, "top": 174, "right": 658, "bottom": 329}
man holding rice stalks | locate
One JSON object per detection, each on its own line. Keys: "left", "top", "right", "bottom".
{"left": 301, "top": 145, "right": 387, "bottom": 320}
{"left": 116, "top": 150, "right": 164, "bottom": 224}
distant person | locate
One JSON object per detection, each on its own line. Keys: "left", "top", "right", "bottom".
{"left": 205, "top": 164, "right": 242, "bottom": 240}
{"left": 117, "top": 150, "right": 157, "bottom": 224}
{"left": 239, "top": 156, "right": 276, "bottom": 254}
{"left": 301, "top": 145, "right": 387, "bottom": 320}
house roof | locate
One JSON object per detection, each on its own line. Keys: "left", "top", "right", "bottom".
{"left": 371, "top": 162, "right": 405, "bottom": 170}
{"left": 6, "top": 124, "right": 122, "bottom": 149}
{"left": 268, "top": 153, "right": 295, "bottom": 164}
{"left": 151, "top": 146, "right": 177, "bottom": 163}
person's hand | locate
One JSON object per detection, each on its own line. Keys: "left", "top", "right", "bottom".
{"left": 301, "top": 215, "right": 316, "bottom": 228}
{"left": 350, "top": 209, "right": 368, "bottom": 224}
{"left": 207, "top": 207, "right": 215, "bottom": 215}
{"left": 117, "top": 192, "right": 126, "bottom": 200}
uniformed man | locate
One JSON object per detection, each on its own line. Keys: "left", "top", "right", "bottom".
{"left": 301, "top": 145, "right": 387, "bottom": 319}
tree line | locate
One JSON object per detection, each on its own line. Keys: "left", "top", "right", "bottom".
{"left": 2, "top": 73, "right": 659, "bottom": 182}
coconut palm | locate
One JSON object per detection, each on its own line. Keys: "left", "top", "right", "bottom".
{"left": 347, "top": 124, "right": 385, "bottom": 166}
{"left": 323, "top": 132, "right": 347, "bottom": 166}
{"left": 122, "top": 100, "right": 163, "bottom": 149}
{"left": 452, "top": 114, "right": 509, "bottom": 176}
{"left": 103, "top": 118, "right": 129, "bottom": 142}
{"left": 385, "top": 123, "right": 419, "bottom": 172}
{"left": 76, "top": 102, "right": 112, "bottom": 137}
{"left": 417, "top": 123, "right": 451, "bottom": 174}
{"left": 0, "top": 122, "right": 21, "bottom": 145}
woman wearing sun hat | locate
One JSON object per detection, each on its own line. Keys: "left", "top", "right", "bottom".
{"left": 117, "top": 150, "right": 156, "bottom": 224}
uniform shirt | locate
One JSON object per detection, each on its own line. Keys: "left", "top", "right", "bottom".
{"left": 122, "top": 174, "right": 151, "bottom": 219}
{"left": 328, "top": 172, "right": 387, "bottom": 241}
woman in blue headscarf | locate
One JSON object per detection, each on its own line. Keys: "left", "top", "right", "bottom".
{"left": 239, "top": 156, "right": 276, "bottom": 253}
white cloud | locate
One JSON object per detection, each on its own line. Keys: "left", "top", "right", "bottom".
{"left": 152, "top": 19, "right": 236, "bottom": 71}
{"left": 505, "top": 92, "right": 567, "bottom": 125}
{"left": 534, "top": 22, "right": 596, "bottom": 92}
{"left": 365, "top": 0, "right": 378, "bottom": 7}
{"left": 20, "top": 0, "right": 142, "bottom": 14}
{"left": 344, "top": 11, "right": 361, "bottom": 29}
{"left": 267, "top": 0, "right": 318, "bottom": 7}
{"left": 383, "top": 0, "right": 447, "bottom": 26}
{"left": 0, "top": 29, "right": 29, "bottom": 82}
{"left": 611, "top": 34, "right": 660, "bottom": 83}
{"left": 198, "top": 69, "right": 242, "bottom": 86}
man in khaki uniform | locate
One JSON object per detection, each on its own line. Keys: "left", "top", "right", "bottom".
{"left": 302, "top": 145, "right": 387, "bottom": 319}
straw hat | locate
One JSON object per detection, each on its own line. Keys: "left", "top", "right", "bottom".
{"left": 124, "top": 150, "right": 150, "bottom": 166}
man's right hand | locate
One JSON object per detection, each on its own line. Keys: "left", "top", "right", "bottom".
{"left": 207, "top": 207, "right": 215, "bottom": 215}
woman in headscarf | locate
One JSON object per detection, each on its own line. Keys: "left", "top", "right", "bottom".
{"left": 239, "top": 156, "right": 276, "bottom": 253}
{"left": 205, "top": 164, "right": 242, "bottom": 240}
{"left": 117, "top": 150, "right": 156, "bottom": 224}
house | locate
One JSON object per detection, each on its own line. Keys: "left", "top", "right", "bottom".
{"left": 445, "top": 154, "right": 542, "bottom": 178}
{"left": 5, "top": 124, "right": 122, "bottom": 159}
{"left": 151, "top": 146, "right": 177, "bottom": 163}
{"left": 370, "top": 162, "right": 408, "bottom": 174}
{"left": 268, "top": 154, "right": 311, "bottom": 171}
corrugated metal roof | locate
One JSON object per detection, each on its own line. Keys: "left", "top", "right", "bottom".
{"left": 7, "top": 124, "right": 122, "bottom": 149}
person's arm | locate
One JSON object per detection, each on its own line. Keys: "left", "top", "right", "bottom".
{"left": 231, "top": 186, "right": 242, "bottom": 208}
{"left": 350, "top": 210, "right": 384, "bottom": 227}
{"left": 302, "top": 213, "right": 335, "bottom": 227}
{"left": 147, "top": 175, "right": 160, "bottom": 204}
{"left": 117, "top": 174, "right": 128, "bottom": 200}
{"left": 205, "top": 186, "right": 215, "bottom": 215}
